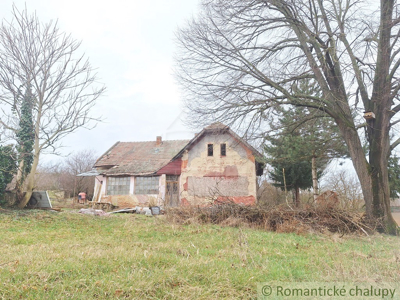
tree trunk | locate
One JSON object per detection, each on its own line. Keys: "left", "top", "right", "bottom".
{"left": 14, "top": 159, "right": 25, "bottom": 203}
{"left": 336, "top": 121, "right": 372, "bottom": 210}
{"left": 369, "top": 143, "right": 397, "bottom": 234}
{"left": 337, "top": 118, "right": 397, "bottom": 234}
{"left": 17, "top": 112, "right": 40, "bottom": 209}
{"left": 17, "top": 150, "right": 39, "bottom": 208}
{"left": 368, "top": 97, "right": 397, "bottom": 233}
{"left": 293, "top": 186, "right": 300, "bottom": 207}
{"left": 311, "top": 154, "right": 318, "bottom": 201}
{"left": 366, "top": 0, "right": 398, "bottom": 234}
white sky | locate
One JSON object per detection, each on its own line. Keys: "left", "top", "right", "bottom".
{"left": 0, "top": 0, "right": 202, "bottom": 161}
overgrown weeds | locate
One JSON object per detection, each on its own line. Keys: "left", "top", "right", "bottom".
{"left": 166, "top": 202, "right": 376, "bottom": 235}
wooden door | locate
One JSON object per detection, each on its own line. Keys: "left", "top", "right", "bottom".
{"left": 165, "top": 175, "right": 180, "bottom": 207}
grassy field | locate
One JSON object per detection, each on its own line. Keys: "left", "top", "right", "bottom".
{"left": 1, "top": 209, "right": 400, "bottom": 299}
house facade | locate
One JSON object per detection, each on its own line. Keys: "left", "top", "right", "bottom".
{"left": 92, "top": 123, "right": 264, "bottom": 208}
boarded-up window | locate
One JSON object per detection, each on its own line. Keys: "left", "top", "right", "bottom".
{"left": 107, "top": 177, "right": 130, "bottom": 195}
{"left": 221, "top": 143, "right": 226, "bottom": 156}
{"left": 135, "top": 176, "right": 159, "bottom": 194}
{"left": 207, "top": 144, "right": 213, "bottom": 156}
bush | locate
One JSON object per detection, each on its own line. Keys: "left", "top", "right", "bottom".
{"left": 321, "top": 170, "right": 364, "bottom": 210}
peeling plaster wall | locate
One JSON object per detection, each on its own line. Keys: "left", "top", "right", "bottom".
{"left": 159, "top": 174, "right": 166, "bottom": 202}
{"left": 180, "top": 133, "right": 257, "bottom": 206}
{"left": 98, "top": 175, "right": 166, "bottom": 208}
{"left": 94, "top": 175, "right": 106, "bottom": 201}
{"left": 186, "top": 177, "right": 249, "bottom": 197}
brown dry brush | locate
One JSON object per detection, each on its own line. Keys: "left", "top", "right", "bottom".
{"left": 166, "top": 202, "right": 381, "bottom": 236}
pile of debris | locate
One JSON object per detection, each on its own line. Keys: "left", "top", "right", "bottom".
{"left": 166, "top": 203, "right": 377, "bottom": 235}
{"left": 78, "top": 208, "right": 109, "bottom": 216}
{"left": 78, "top": 206, "right": 162, "bottom": 216}
{"left": 109, "top": 206, "right": 162, "bottom": 215}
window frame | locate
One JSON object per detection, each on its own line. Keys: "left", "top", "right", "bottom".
{"left": 135, "top": 176, "right": 160, "bottom": 195}
{"left": 207, "top": 143, "right": 214, "bottom": 156}
{"left": 106, "top": 176, "right": 130, "bottom": 195}
{"left": 220, "top": 143, "right": 226, "bottom": 156}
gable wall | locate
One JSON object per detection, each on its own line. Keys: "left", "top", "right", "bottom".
{"left": 180, "top": 133, "right": 257, "bottom": 206}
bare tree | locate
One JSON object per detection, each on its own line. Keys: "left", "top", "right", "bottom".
{"left": 0, "top": 6, "right": 105, "bottom": 208}
{"left": 176, "top": 0, "right": 400, "bottom": 233}
{"left": 35, "top": 149, "right": 97, "bottom": 199}
{"left": 63, "top": 149, "right": 97, "bottom": 199}
{"left": 35, "top": 162, "right": 63, "bottom": 192}
{"left": 322, "top": 170, "right": 364, "bottom": 210}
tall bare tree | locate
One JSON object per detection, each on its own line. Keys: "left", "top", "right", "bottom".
{"left": 176, "top": 0, "right": 400, "bottom": 233}
{"left": 0, "top": 6, "right": 105, "bottom": 208}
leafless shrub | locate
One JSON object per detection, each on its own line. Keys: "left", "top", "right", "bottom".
{"left": 322, "top": 170, "right": 364, "bottom": 211}
{"left": 257, "top": 181, "right": 286, "bottom": 208}
{"left": 35, "top": 149, "right": 97, "bottom": 199}
{"left": 299, "top": 189, "right": 315, "bottom": 206}
{"left": 258, "top": 179, "right": 318, "bottom": 208}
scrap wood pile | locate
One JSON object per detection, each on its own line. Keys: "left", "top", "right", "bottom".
{"left": 166, "top": 203, "right": 378, "bottom": 235}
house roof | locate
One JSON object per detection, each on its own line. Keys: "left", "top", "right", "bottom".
{"left": 94, "top": 139, "right": 190, "bottom": 176}
{"left": 172, "top": 122, "right": 264, "bottom": 161}
{"left": 76, "top": 169, "right": 101, "bottom": 177}
{"left": 94, "top": 122, "right": 265, "bottom": 176}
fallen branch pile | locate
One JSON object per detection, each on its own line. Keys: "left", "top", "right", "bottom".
{"left": 166, "top": 203, "right": 379, "bottom": 235}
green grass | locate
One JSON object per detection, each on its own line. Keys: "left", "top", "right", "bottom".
{"left": 0, "top": 210, "right": 400, "bottom": 299}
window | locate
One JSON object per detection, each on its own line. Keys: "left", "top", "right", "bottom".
{"left": 221, "top": 143, "right": 226, "bottom": 156}
{"left": 135, "top": 176, "right": 159, "bottom": 194}
{"left": 107, "top": 177, "right": 130, "bottom": 195}
{"left": 207, "top": 144, "right": 213, "bottom": 156}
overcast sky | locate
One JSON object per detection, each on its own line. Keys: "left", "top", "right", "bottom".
{"left": 0, "top": 0, "right": 201, "bottom": 161}
{"left": 0, "top": 0, "right": 354, "bottom": 180}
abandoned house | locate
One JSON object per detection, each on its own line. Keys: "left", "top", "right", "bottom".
{"left": 91, "top": 122, "right": 264, "bottom": 208}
